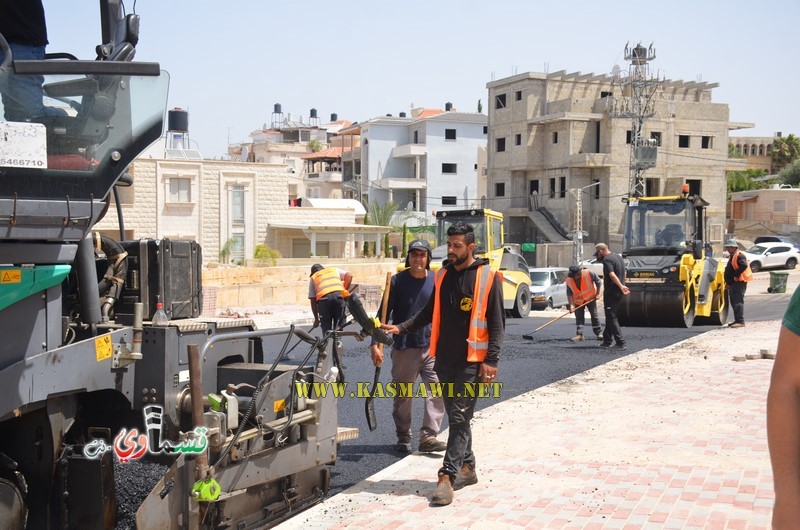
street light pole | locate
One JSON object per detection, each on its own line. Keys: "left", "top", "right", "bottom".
{"left": 568, "top": 181, "right": 601, "bottom": 264}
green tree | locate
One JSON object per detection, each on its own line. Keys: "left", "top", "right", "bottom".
{"left": 780, "top": 159, "right": 800, "bottom": 186}
{"left": 727, "top": 169, "right": 765, "bottom": 195}
{"left": 366, "top": 200, "right": 400, "bottom": 257}
{"left": 308, "top": 139, "right": 324, "bottom": 152}
{"left": 219, "top": 238, "right": 236, "bottom": 263}
{"left": 771, "top": 134, "right": 800, "bottom": 173}
{"left": 728, "top": 143, "right": 745, "bottom": 159}
{"left": 477, "top": 99, "right": 483, "bottom": 113}
{"left": 254, "top": 244, "right": 282, "bottom": 265}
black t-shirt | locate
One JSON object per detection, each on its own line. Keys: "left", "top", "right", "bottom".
{"left": 602, "top": 252, "right": 626, "bottom": 296}
{"left": 0, "top": 1, "right": 48, "bottom": 46}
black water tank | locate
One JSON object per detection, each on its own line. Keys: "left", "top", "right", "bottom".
{"left": 399, "top": 112, "right": 407, "bottom": 118}
{"left": 445, "top": 102, "right": 453, "bottom": 111}
{"left": 310, "top": 108, "right": 318, "bottom": 119}
{"left": 168, "top": 108, "right": 189, "bottom": 132}
{"left": 330, "top": 113, "right": 338, "bottom": 122}
{"left": 274, "top": 103, "right": 282, "bottom": 113}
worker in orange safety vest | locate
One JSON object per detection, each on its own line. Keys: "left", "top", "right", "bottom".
{"left": 381, "top": 221, "right": 505, "bottom": 507}
{"left": 308, "top": 263, "right": 353, "bottom": 334}
{"left": 565, "top": 265, "right": 604, "bottom": 342}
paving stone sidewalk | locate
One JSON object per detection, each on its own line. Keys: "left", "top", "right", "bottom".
{"left": 276, "top": 320, "right": 779, "bottom": 530}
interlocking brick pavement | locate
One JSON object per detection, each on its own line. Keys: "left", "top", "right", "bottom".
{"left": 276, "top": 320, "right": 779, "bottom": 529}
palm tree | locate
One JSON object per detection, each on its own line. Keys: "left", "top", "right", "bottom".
{"left": 366, "top": 200, "right": 399, "bottom": 257}
{"left": 771, "top": 134, "right": 800, "bottom": 173}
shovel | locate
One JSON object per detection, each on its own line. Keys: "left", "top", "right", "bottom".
{"left": 366, "top": 272, "right": 392, "bottom": 431}
{"left": 522, "top": 299, "right": 592, "bottom": 340}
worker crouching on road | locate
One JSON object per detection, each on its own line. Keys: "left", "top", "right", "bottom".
{"left": 372, "top": 239, "right": 447, "bottom": 454}
{"left": 566, "top": 265, "right": 603, "bottom": 341}
{"left": 308, "top": 263, "right": 353, "bottom": 334}
{"left": 381, "top": 221, "right": 505, "bottom": 506}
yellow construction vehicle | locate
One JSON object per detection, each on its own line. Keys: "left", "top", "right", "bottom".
{"left": 617, "top": 186, "right": 727, "bottom": 327}
{"left": 428, "top": 209, "right": 532, "bottom": 318}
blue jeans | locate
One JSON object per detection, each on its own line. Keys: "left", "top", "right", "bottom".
{"left": 0, "top": 43, "right": 63, "bottom": 122}
{"left": 436, "top": 363, "right": 480, "bottom": 480}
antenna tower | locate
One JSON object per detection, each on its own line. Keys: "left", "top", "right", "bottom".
{"left": 612, "top": 42, "right": 662, "bottom": 197}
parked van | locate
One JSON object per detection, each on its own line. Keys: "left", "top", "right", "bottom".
{"left": 528, "top": 267, "right": 569, "bottom": 310}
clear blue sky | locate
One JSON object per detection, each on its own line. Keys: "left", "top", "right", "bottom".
{"left": 43, "top": 0, "right": 798, "bottom": 158}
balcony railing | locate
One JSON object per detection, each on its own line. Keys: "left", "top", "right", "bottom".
{"left": 306, "top": 171, "right": 343, "bottom": 182}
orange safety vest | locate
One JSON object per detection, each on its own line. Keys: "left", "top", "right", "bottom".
{"left": 429, "top": 265, "right": 499, "bottom": 362}
{"left": 730, "top": 250, "right": 753, "bottom": 282}
{"left": 312, "top": 267, "right": 345, "bottom": 300}
{"left": 565, "top": 269, "right": 596, "bottom": 305}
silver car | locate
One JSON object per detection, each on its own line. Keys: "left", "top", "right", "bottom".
{"left": 528, "top": 267, "right": 570, "bottom": 310}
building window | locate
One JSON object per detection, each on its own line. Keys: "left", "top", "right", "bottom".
{"left": 445, "top": 128, "right": 456, "bottom": 140}
{"left": 645, "top": 178, "right": 658, "bottom": 197}
{"left": 650, "top": 132, "right": 662, "bottom": 146}
{"left": 774, "top": 199, "right": 787, "bottom": 212}
{"left": 495, "top": 182, "right": 505, "bottom": 197}
{"left": 679, "top": 135, "right": 690, "bottom": 148}
{"left": 515, "top": 90, "right": 522, "bottom": 101}
{"left": 549, "top": 178, "right": 556, "bottom": 198}
{"left": 601, "top": 91, "right": 612, "bottom": 98}
{"left": 515, "top": 133, "right": 522, "bottom": 146}
{"left": 231, "top": 185, "right": 245, "bottom": 225}
{"left": 442, "top": 196, "right": 457, "bottom": 205}
{"left": 230, "top": 233, "right": 245, "bottom": 263}
{"left": 413, "top": 130, "right": 419, "bottom": 144}
{"left": 483, "top": 126, "right": 488, "bottom": 134}
{"left": 495, "top": 94, "right": 507, "bottom": 109}
{"left": 750, "top": 145, "right": 757, "bottom": 155}
{"left": 553, "top": 131, "right": 558, "bottom": 144}
{"left": 529, "top": 180, "right": 539, "bottom": 195}
{"left": 496, "top": 138, "right": 506, "bottom": 152}
{"left": 626, "top": 130, "right": 632, "bottom": 144}
{"left": 687, "top": 179, "right": 701, "bottom": 196}
{"left": 592, "top": 179, "right": 600, "bottom": 199}
{"left": 168, "top": 177, "right": 191, "bottom": 203}
{"left": 559, "top": 176, "right": 566, "bottom": 198}
{"left": 442, "top": 163, "right": 457, "bottom": 174}
{"left": 701, "top": 136, "right": 713, "bottom": 149}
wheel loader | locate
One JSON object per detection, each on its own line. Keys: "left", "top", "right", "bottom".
{"left": 0, "top": 3, "right": 368, "bottom": 528}
{"left": 617, "top": 186, "right": 728, "bottom": 328}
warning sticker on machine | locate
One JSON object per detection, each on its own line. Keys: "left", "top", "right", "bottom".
{"left": 0, "top": 269, "right": 21, "bottom": 283}
{"left": 95, "top": 334, "right": 113, "bottom": 362}
{"left": 0, "top": 122, "right": 47, "bottom": 169}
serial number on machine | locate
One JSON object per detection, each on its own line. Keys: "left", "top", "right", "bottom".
{"left": 0, "top": 158, "right": 46, "bottom": 167}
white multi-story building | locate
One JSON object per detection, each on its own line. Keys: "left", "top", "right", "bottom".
{"left": 339, "top": 107, "right": 487, "bottom": 222}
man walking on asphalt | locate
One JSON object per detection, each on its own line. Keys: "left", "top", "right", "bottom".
{"left": 381, "top": 222, "right": 505, "bottom": 506}
{"left": 308, "top": 263, "right": 353, "bottom": 335}
{"left": 595, "top": 243, "right": 630, "bottom": 349}
{"left": 724, "top": 238, "right": 752, "bottom": 328}
{"left": 370, "top": 239, "right": 447, "bottom": 454}
{"left": 565, "top": 264, "right": 603, "bottom": 341}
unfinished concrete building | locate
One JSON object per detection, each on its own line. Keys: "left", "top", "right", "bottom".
{"left": 486, "top": 70, "right": 748, "bottom": 248}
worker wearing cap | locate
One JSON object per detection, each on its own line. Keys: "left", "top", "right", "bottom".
{"left": 308, "top": 263, "right": 353, "bottom": 334}
{"left": 724, "top": 238, "right": 752, "bottom": 328}
{"left": 371, "top": 239, "right": 446, "bottom": 454}
{"left": 595, "top": 243, "right": 630, "bottom": 350}
{"left": 565, "top": 264, "right": 603, "bottom": 342}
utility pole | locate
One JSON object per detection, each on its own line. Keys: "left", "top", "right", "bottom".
{"left": 569, "top": 181, "right": 601, "bottom": 264}
{"left": 610, "top": 43, "right": 662, "bottom": 198}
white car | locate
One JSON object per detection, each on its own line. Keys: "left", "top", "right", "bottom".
{"left": 741, "top": 242, "right": 800, "bottom": 272}
{"left": 579, "top": 258, "right": 604, "bottom": 279}
{"left": 528, "top": 267, "right": 569, "bottom": 310}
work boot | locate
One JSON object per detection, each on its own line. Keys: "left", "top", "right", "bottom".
{"left": 418, "top": 436, "right": 447, "bottom": 453}
{"left": 570, "top": 334, "right": 585, "bottom": 342}
{"left": 452, "top": 462, "right": 478, "bottom": 490}
{"left": 431, "top": 473, "right": 454, "bottom": 506}
{"left": 729, "top": 322, "right": 745, "bottom": 328}
{"left": 395, "top": 438, "right": 412, "bottom": 453}
{"left": 595, "top": 331, "right": 604, "bottom": 340}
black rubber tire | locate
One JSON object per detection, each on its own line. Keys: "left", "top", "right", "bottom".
{"left": 0, "top": 477, "right": 26, "bottom": 530}
{"left": 786, "top": 258, "right": 797, "bottom": 270}
{"left": 510, "top": 284, "right": 531, "bottom": 318}
{"left": 750, "top": 261, "right": 762, "bottom": 273}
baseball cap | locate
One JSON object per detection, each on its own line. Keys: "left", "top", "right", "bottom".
{"left": 310, "top": 263, "right": 324, "bottom": 276}
{"left": 568, "top": 265, "right": 581, "bottom": 276}
{"left": 405, "top": 239, "right": 432, "bottom": 269}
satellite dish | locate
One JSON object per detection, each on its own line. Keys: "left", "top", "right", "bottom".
{"left": 240, "top": 145, "right": 250, "bottom": 162}
{"left": 406, "top": 201, "right": 413, "bottom": 211}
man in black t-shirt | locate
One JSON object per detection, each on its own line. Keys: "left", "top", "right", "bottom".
{"left": 596, "top": 242, "right": 630, "bottom": 349}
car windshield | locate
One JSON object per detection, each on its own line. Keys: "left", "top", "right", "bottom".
{"left": 745, "top": 245, "right": 768, "bottom": 255}
{"left": 529, "top": 271, "right": 551, "bottom": 286}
